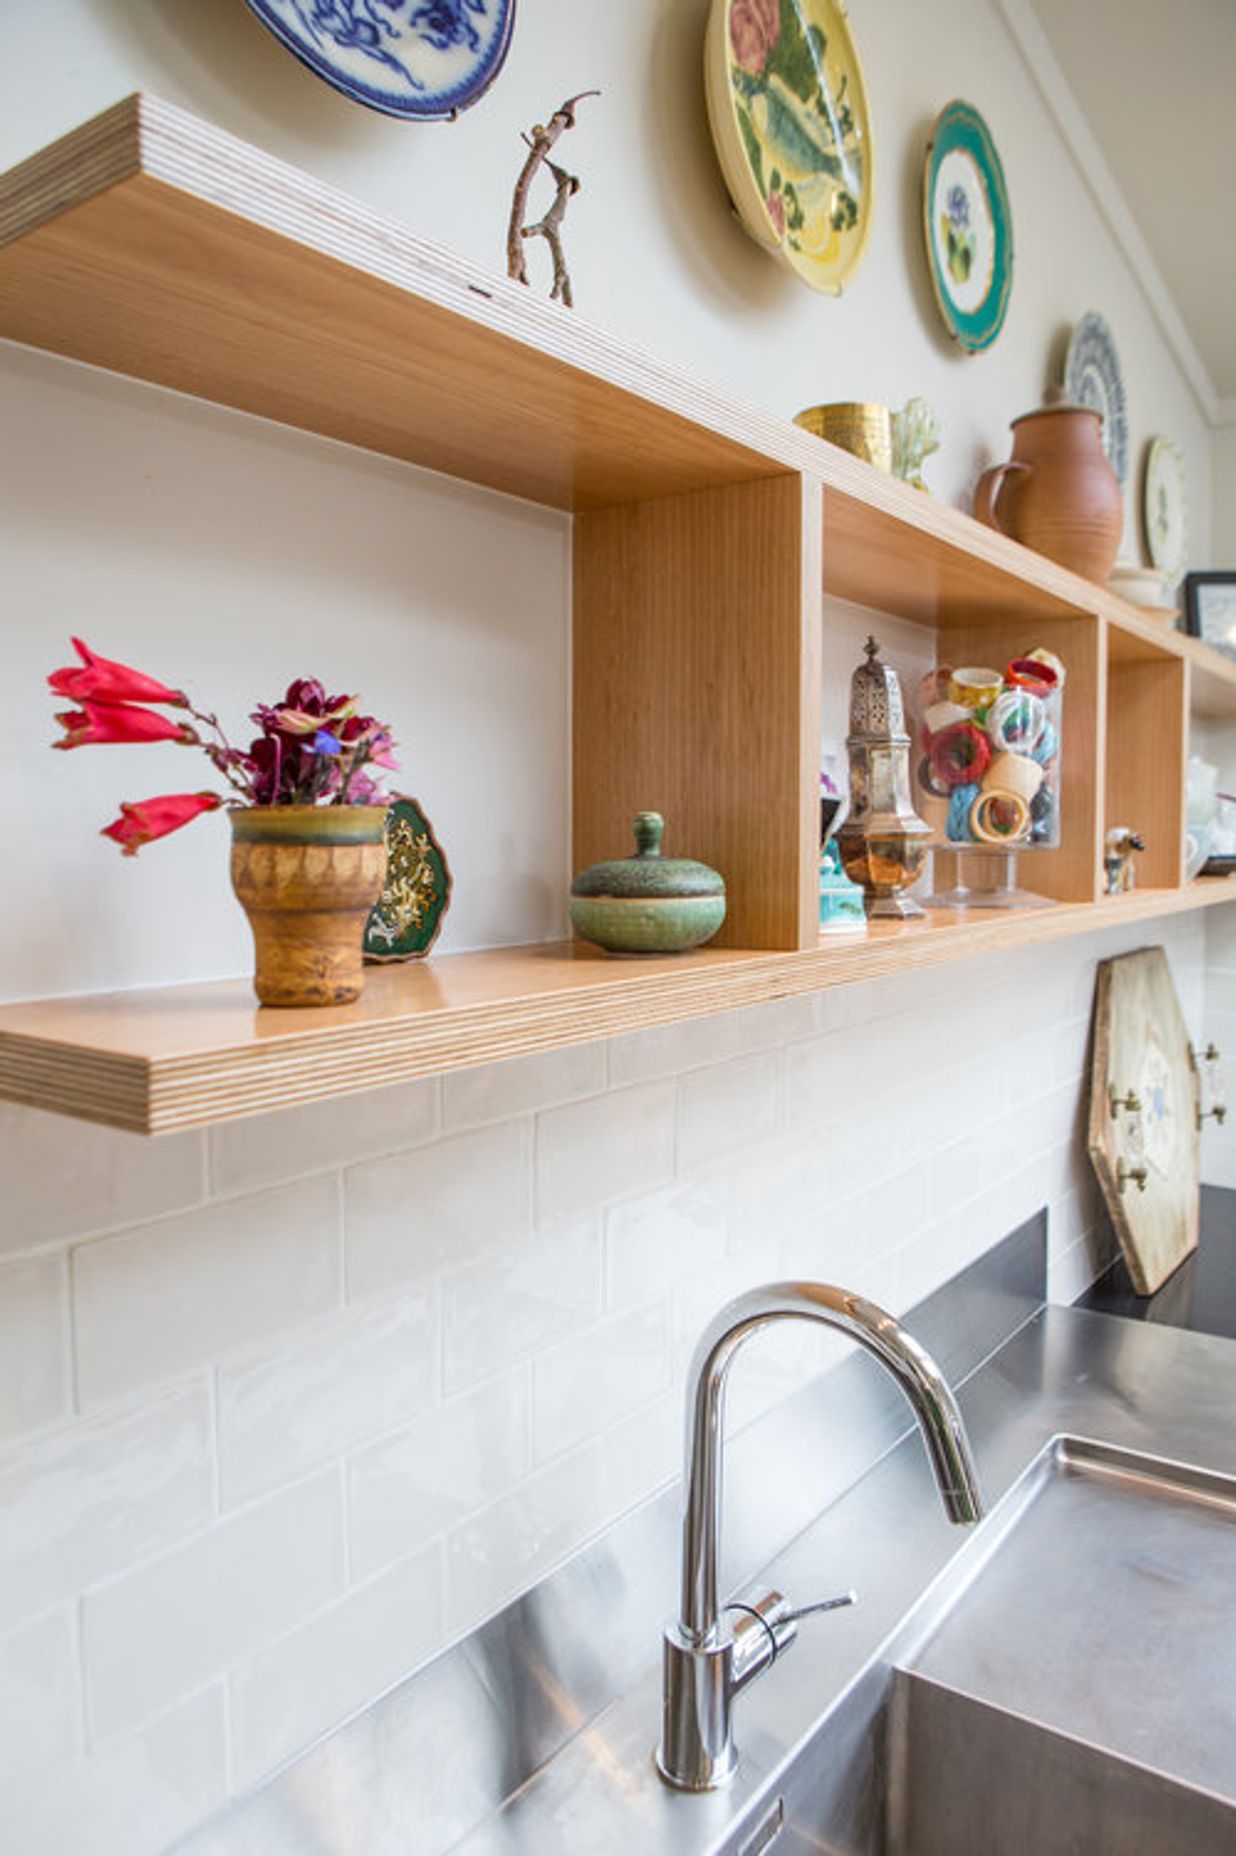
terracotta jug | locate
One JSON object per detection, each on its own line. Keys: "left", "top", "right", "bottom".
{"left": 973, "top": 407, "right": 1123, "bottom": 584}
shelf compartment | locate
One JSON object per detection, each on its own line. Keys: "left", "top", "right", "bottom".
{"left": 0, "top": 95, "right": 790, "bottom": 513}
{"left": 1104, "top": 621, "right": 1187, "bottom": 889}
{"left": 574, "top": 475, "right": 822, "bottom": 952}
{"left": 4, "top": 885, "right": 1236, "bottom": 1135}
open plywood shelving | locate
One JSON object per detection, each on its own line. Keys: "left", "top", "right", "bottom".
{"left": 2, "top": 95, "right": 1235, "bottom": 1133}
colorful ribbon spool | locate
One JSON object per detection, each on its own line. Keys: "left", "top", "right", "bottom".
{"left": 986, "top": 689, "right": 1045, "bottom": 754}
{"left": 930, "top": 721, "right": 992, "bottom": 789}
{"left": 970, "top": 789, "right": 1031, "bottom": 843}
{"left": 1005, "top": 656, "right": 1060, "bottom": 699}
{"left": 1024, "top": 647, "right": 1066, "bottom": 688}
{"left": 984, "top": 751, "right": 1043, "bottom": 802}
{"left": 949, "top": 666, "right": 1003, "bottom": 712}
{"left": 923, "top": 698, "right": 970, "bottom": 737}
{"left": 1032, "top": 720, "right": 1059, "bottom": 767}
{"left": 947, "top": 782, "right": 981, "bottom": 841}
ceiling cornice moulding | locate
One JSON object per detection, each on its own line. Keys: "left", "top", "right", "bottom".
{"left": 996, "top": 0, "right": 1223, "bottom": 428}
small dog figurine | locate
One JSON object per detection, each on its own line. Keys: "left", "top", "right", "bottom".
{"left": 1104, "top": 826, "right": 1145, "bottom": 895}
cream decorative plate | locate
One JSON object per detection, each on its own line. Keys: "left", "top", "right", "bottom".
{"left": 704, "top": 0, "right": 874, "bottom": 295}
{"left": 1143, "top": 436, "right": 1188, "bottom": 579}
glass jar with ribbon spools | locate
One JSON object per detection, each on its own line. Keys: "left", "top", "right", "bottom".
{"left": 913, "top": 649, "right": 1064, "bottom": 909}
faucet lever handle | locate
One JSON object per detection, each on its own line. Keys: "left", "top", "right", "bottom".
{"left": 779, "top": 1589, "right": 858, "bottom": 1625}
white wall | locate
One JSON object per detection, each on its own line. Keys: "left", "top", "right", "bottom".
{"left": 1212, "top": 424, "right": 1236, "bottom": 564}
{"left": 0, "top": 4, "right": 1228, "bottom": 1851}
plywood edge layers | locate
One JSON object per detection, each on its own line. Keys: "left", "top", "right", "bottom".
{"left": 3, "top": 886, "right": 1235, "bottom": 1133}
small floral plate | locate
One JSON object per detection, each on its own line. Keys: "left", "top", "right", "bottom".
{"left": 243, "top": 0, "right": 516, "bottom": 121}
{"left": 364, "top": 796, "right": 452, "bottom": 961}
{"left": 703, "top": 0, "right": 875, "bottom": 296}
{"left": 922, "top": 100, "right": 1013, "bottom": 352}
{"left": 1065, "top": 311, "right": 1129, "bottom": 490}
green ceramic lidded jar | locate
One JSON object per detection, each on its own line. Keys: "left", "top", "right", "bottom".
{"left": 570, "top": 812, "right": 726, "bottom": 955}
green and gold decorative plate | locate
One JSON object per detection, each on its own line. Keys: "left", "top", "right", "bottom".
{"left": 363, "top": 796, "right": 451, "bottom": 962}
{"left": 922, "top": 100, "right": 1013, "bottom": 352}
{"left": 703, "top": 0, "right": 875, "bottom": 296}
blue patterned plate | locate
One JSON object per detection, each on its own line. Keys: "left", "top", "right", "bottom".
{"left": 1065, "top": 311, "right": 1129, "bottom": 491}
{"left": 244, "top": 1, "right": 517, "bottom": 121}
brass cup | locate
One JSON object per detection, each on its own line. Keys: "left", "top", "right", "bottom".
{"left": 794, "top": 401, "right": 893, "bottom": 472}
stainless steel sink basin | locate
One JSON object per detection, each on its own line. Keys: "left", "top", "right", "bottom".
{"left": 885, "top": 1435, "right": 1236, "bottom": 1854}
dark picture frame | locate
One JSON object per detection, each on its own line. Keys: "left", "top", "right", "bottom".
{"left": 1183, "top": 571, "right": 1236, "bottom": 655}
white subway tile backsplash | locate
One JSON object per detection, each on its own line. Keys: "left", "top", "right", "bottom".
{"left": 0, "top": 1609, "right": 79, "bottom": 1785}
{"left": 0, "top": 1253, "right": 69, "bottom": 1441}
{"left": 346, "top": 1119, "right": 532, "bottom": 1299}
{"left": 599, "top": 1387, "right": 682, "bottom": 1510}
{"left": 676, "top": 1053, "right": 780, "bottom": 1173}
{"left": 535, "top": 1083, "right": 675, "bottom": 1223}
{"left": 604, "top": 1175, "right": 729, "bottom": 1310}
{"left": 230, "top": 1544, "right": 445, "bottom": 1791}
{"left": 532, "top": 1303, "right": 672, "bottom": 1464}
{"left": 441, "top": 1216, "right": 600, "bottom": 1394}
{"left": 2, "top": 912, "right": 1207, "bottom": 1856}
{"left": 0, "top": 1383, "right": 213, "bottom": 1633}
{"left": 444, "top": 1445, "right": 610, "bottom": 1639}
{"left": 218, "top": 1290, "right": 438, "bottom": 1506}
{"left": 73, "top": 1178, "right": 342, "bottom": 1405}
{"left": 442, "top": 1043, "right": 606, "bottom": 1131}
{"left": 607, "top": 998, "right": 813, "bottom": 1088}
{"left": 0, "top": 1104, "right": 204, "bottom": 1256}
{"left": 349, "top": 1372, "right": 528, "bottom": 1581}
{"left": 83, "top": 1471, "right": 345, "bottom": 1740}
{"left": 209, "top": 1079, "right": 440, "bottom": 1194}
{"left": 5, "top": 1685, "right": 226, "bottom": 1856}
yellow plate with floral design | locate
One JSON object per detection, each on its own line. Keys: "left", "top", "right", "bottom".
{"left": 704, "top": 0, "right": 874, "bottom": 294}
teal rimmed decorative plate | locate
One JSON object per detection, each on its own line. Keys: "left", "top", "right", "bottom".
{"left": 703, "top": 0, "right": 875, "bottom": 296}
{"left": 364, "top": 796, "right": 451, "bottom": 961}
{"left": 923, "top": 100, "right": 1012, "bottom": 352}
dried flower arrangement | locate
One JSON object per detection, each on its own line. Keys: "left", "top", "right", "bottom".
{"left": 50, "top": 639, "right": 399, "bottom": 854}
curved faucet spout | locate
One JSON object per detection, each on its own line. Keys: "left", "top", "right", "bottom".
{"left": 659, "top": 1280, "right": 985, "bottom": 1790}
{"left": 680, "top": 1282, "right": 984, "bottom": 1642}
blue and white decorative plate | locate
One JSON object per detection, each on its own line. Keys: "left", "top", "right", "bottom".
{"left": 1065, "top": 311, "right": 1129, "bottom": 490}
{"left": 244, "top": 0, "right": 517, "bottom": 121}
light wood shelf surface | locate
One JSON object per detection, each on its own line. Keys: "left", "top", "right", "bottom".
{"left": 4, "top": 95, "right": 1236, "bottom": 1134}
{"left": 2, "top": 89, "right": 1235, "bottom": 719}
{"left": 3, "top": 882, "right": 1234, "bottom": 1135}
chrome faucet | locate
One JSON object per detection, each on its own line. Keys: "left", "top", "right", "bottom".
{"left": 656, "top": 1282, "right": 985, "bottom": 1791}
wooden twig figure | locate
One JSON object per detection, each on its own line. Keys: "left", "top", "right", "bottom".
{"left": 507, "top": 91, "right": 598, "bottom": 308}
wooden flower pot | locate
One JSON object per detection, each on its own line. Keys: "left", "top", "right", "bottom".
{"left": 230, "top": 806, "right": 388, "bottom": 1007}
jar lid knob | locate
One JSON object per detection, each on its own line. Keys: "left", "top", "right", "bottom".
{"left": 633, "top": 811, "right": 664, "bottom": 857}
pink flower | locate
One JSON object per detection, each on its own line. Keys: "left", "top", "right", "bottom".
{"left": 49, "top": 638, "right": 185, "bottom": 707}
{"left": 54, "top": 701, "right": 196, "bottom": 749}
{"left": 766, "top": 188, "right": 786, "bottom": 238}
{"left": 101, "top": 792, "right": 223, "bottom": 855}
{"left": 730, "top": 0, "right": 780, "bottom": 75}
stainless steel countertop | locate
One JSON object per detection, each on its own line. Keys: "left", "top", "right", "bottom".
{"left": 175, "top": 1231, "right": 1236, "bottom": 1856}
{"left": 447, "top": 1307, "right": 1236, "bottom": 1856}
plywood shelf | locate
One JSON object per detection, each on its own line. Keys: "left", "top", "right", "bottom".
{"left": 0, "top": 89, "right": 1222, "bottom": 683}
{"left": 4, "top": 94, "right": 1235, "bottom": 1133}
{"left": 3, "top": 883, "right": 1234, "bottom": 1134}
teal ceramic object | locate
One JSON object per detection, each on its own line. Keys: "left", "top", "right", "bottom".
{"left": 570, "top": 813, "right": 726, "bottom": 955}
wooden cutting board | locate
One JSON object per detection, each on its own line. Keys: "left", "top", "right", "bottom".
{"left": 1087, "top": 946, "right": 1200, "bottom": 1295}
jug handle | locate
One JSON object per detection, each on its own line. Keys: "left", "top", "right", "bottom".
{"left": 973, "top": 460, "right": 1030, "bottom": 530}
